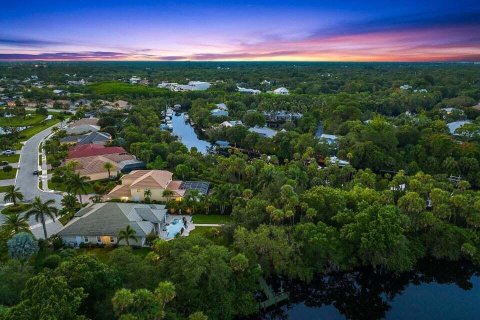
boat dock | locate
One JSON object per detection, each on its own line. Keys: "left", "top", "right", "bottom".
{"left": 258, "top": 277, "right": 289, "bottom": 310}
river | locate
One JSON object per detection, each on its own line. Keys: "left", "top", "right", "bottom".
{"left": 170, "top": 112, "right": 212, "bottom": 154}
{"left": 261, "top": 259, "right": 480, "bottom": 319}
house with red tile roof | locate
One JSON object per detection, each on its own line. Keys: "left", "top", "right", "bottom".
{"left": 67, "top": 144, "right": 128, "bottom": 159}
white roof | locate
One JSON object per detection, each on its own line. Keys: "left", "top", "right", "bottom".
{"left": 248, "top": 126, "right": 277, "bottom": 138}
{"left": 447, "top": 120, "right": 472, "bottom": 135}
{"left": 273, "top": 87, "right": 289, "bottom": 94}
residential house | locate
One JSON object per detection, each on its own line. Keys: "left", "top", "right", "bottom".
{"left": 400, "top": 84, "right": 412, "bottom": 90}
{"left": 248, "top": 126, "right": 277, "bottom": 138}
{"left": 211, "top": 109, "right": 229, "bottom": 117}
{"left": 219, "top": 120, "right": 243, "bottom": 128}
{"left": 65, "top": 124, "right": 100, "bottom": 135}
{"left": 58, "top": 203, "right": 167, "bottom": 247}
{"left": 67, "top": 152, "right": 136, "bottom": 181}
{"left": 273, "top": 87, "right": 289, "bottom": 95}
{"left": 447, "top": 120, "right": 472, "bottom": 136}
{"left": 106, "top": 170, "right": 186, "bottom": 202}
{"left": 319, "top": 134, "right": 338, "bottom": 145}
{"left": 67, "top": 144, "right": 129, "bottom": 159}
{"left": 61, "top": 131, "right": 112, "bottom": 146}
{"left": 238, "top": 86, "right": 261, "bottom": 94}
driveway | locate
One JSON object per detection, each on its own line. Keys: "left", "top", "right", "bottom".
{"left": 0, "top": 123, "right": 65, "bottom": 238}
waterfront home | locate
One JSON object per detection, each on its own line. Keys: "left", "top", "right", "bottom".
{"left": 58, "top": 203, "right": 168, "bottom": 247}
{"left": 273, "top": 87, "right": 289, "bottom": 95}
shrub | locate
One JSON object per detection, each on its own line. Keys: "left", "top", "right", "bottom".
{"left": 7, "top": 232, "right": 39, "bottom": 261}
{"left": 2, "top": 165, "right": 12, "bottom": 173}
{"left": 42, "top": 255, "right": 62, "bottom": 269}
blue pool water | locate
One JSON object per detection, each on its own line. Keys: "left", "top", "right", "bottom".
{"left": 166, "top": 218, "right": 184, "bottom": 239}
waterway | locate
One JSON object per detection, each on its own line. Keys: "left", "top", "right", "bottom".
{"left": 261, "top": 259, "right": 480, "bottom": 320}
{"left": 170, "top": 113, "right": 212, "bottom": 154}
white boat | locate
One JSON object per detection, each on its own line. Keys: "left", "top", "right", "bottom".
{"left": 184, "top": 114, "right": 189, "bottom": 122}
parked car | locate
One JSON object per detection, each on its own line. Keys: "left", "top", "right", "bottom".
{"left": 33, "top": 170, "right": 40, "bottom": 175}
{"left": 1, "top": 150, "right": 15, "bottom": 156}
{"left": 0, "top": 161, "right": 8, "bottom": 166}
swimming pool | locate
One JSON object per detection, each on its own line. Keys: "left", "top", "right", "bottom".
{"left": 166, "top": 218, "right": 184, "bottom": 239}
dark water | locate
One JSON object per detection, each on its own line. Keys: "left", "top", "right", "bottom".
{"left": 171, "top": 113, "right": 212, "bottom": 154}
{"left": 261, "top": 259, "right": 480, "bottom": 320}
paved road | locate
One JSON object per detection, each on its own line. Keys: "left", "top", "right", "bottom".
{"left": 1, "top": 123, "right": 65, "bottom": 238}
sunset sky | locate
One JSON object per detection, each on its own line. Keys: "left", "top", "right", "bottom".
{"left": 1, "top": 0, "right": 479, "bottom": 62}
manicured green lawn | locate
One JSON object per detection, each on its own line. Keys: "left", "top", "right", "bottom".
{"left": 48, "top": 180, "right": 95, "bottom": 194}
{"left": 0, "top": 114, "right": 45, "bottom": 127}
{"left": 0, "top": 154, "right": 20, "bottom": 163}
{"left": 192, "top": 214, "right": 232, "bottom": 224}
{"left": 0, "top": 168, "right": 17, "bottom": 180}
{"left": 0, "top": 185, "right": 13, "bottom": 193}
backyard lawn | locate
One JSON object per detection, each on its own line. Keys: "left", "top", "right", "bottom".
{"left": 192, "top": 214, "right": 232, "bottom": 224}
{"left": 190, "top": 226, "right": 228, "bottom": 246}
{"left": 0, "top": 168, "right": 17, "bottom": 180}
{"left": 0, "top": 154, "right": 20, "bottom": 163}
{"left": 77, "top": 246, "right": 152, "bottom": 262}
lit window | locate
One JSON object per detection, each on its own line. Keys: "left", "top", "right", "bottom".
{"left": 110, "top": 236, "right": 115, "bottom": 243}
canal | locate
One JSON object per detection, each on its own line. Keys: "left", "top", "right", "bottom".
{"left": 170, "top": 112, "right": 212, "bottom": 154}
{"left": 261, "top": 259, "right": 480, "bottom": 319}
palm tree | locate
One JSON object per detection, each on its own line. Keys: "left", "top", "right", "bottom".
{"left": 65, "top": 173, "right": 90, "bottom": 205}
{"left": 162, "top": 189, "right": 174, "bottom": 200}
{"left": 1, "top": 213, "right": 30, "bottom": 237}
{"left": 3, "top": 186, "right": 24, "bottom": 206}
{"left": 61, "top": 193, "right": 80, "bottom": 214}
{"left": 118, "top": 225, "right": 138, "bottom": 246}
{"left": 103, "top": 162, "right": 114, "bottom": 179}
{"left": 144, "top": 189, "right": 152, "bottom": 203}
{"left": 25, "top": 197, "right": 58, "bottom": 240}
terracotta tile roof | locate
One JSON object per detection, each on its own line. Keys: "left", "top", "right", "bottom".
{"left": 68, "top": 153, "right": 135, "bottom": 176}
{"left": 67, "top": 144, "right": 127, "bottom": 159}
{"left": 107, "top": 170, "right": 185, "bottom": 199}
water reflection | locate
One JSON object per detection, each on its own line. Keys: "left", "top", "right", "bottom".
{"left": 170, "top": 113, "right": 212, "bottom": 154}
{"left": 260, "top": 259, "right": 480, "bottom": 320}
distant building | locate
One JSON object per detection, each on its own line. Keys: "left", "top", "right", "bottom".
{"left": 248, "top": 126, "right": 277, "bottom": 138}
{"left": 211, "top": 109, "right": 229, "bottom": 117}
{"left": 400, "top": 84, "right": 412, "bottom": 90}
{"left": 319, "top": 134, "right": 338, "bottom": 145}
{"left": 219, "top": 120, "right": 243, "bottom": 128}
{"left": 238, "top": 86, "right": 261, "bottom": 94}
{"left": 447, "top": 120, "right": 472, "bottom": 135}
{"left": 273, "top": 87, "right": 289, "bottom": 95}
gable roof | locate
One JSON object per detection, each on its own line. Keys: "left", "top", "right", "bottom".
{"left": 58, "top": 203, "right": 167, "bottom": 237}
{"left": 78, "top": 131, "right": 112, "bottom": 145}
{"left": 68, "top": 153, "right": 135, "bottom": 176}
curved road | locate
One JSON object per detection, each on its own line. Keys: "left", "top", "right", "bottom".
{"left": 1, "top": 124, "right": 64, "bottom": 238}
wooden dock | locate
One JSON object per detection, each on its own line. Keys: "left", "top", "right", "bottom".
{"left": 258, "top": 277, "right": 289, "bottom": 309}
